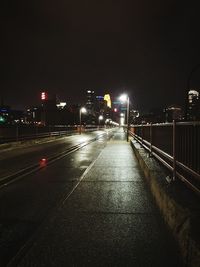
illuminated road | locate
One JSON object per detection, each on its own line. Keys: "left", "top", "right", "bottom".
{"left": 0, "top": 129, "right": 183, "bottom": 266}
{"left": 0, "top": 130, "right": 111, "bottom": 183}
{"left": 0, "top": 130, "right": 114, "bottom": 266}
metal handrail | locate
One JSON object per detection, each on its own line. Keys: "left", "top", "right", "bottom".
{"left": 130, "top": 121, "right": 200, "bottom": 127}
{"left": 0, "top": 125, "right": 100, "bottom": 144}
{"left": 130, "top": 122, "right": 200, "bottom": 196}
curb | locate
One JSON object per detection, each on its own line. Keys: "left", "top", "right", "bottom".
{"left": 130, "top": 139, "right": 200, "bottom": 267}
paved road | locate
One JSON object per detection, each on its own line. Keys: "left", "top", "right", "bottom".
{"left": 12, "top": 128, "right": 183, "bottom": 267}
{"left": 0, "top": 130, "right": 109, "bottom": 180}
{"left": 0, "top": 130, "right": 114, "bottom": 266}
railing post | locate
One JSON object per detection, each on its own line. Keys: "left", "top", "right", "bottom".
{"left": 173, "top": 120, "right": 176, "bottom": 181}
{"left": 141, "top": 125, "right": 143, "bottom": 146}
{"left": 149, "top": 123, "right": 153, "bottom": 157}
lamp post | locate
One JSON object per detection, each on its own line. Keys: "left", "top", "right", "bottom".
{"left": 98, "top": 115, "right": 103, "bottom": 129}
{"left": 119, "top": 94, "right": 130, "bottom": 142}
{"left": 79, "top": 107, "right": 87, "bottom": 134}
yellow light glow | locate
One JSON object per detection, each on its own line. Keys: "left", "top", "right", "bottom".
{"left": 104, "top": 94, "right": 111, "bottom": 108}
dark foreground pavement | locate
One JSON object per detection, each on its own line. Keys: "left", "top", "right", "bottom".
{"left": 13, "top": 129, "right": 183, "bottom": 267}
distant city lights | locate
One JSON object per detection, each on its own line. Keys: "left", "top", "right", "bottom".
{"left": 56, "top": 102, "right": 67, "bottom": 109}
{"left": 41, "top": 92, "right": 47, "bottom": 100}
{"left": 104, "top": 94, "right": 111, "bottom": 108}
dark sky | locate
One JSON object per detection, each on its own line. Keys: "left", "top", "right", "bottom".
{"left": 1, "top": 0, "right": 200, "bottom": 113}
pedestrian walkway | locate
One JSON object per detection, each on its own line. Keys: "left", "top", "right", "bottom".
{"left": 17, "top": 129, "right": 183, "bottom": 266}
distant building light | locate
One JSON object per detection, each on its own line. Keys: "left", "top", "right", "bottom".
{"left": 167, "top": 107, "right": 181, "bottom": 111}
{"left": 0, "top": 108, "right": 8, "bottom": 112}
{"left": 104, "top": 94, "right": 111, "bottom": 108}
{"left": 0, "top": 116, "right": 5, "bottom": 123}
{"left": 188, "top": 90, "right": 199, "bottom": 97}
{"left": 41, "top": 91, "right": 47, "bottom": 100}
{"left": 56, "top": 102, "right": 67, "bottom": 109}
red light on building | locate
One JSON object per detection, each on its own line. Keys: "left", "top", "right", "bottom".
{"left": 41, "top": 92, "right": 47, "bottom": 100}
{"left": 114, "top": 108, "right": 118, "bottom": 112}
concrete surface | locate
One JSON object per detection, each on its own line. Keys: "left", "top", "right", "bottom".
{"left": 10, "top": 129, "right": 183, "bottom": 267}
{"left": 131, "top": 139, "right": 200, "bottom": 267}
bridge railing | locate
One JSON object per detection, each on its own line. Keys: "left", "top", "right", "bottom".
{"left": 0, "top": 125, "right": 101, "bottom": 144}
{"left": 130, "top": 121, "right": 200, "bottom": 196}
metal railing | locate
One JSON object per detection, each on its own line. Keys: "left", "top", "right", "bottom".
{"left": 130, "top": 121, "right": 200, "bottom": 196}
{"left": 0, "top": 125, "right": 101, "bottom": 144}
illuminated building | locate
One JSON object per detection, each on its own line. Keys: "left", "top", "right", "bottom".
{"left": 187, "top": 89, "right": 200, "bottom": 120}
{"left": 0, "top": 104, "right": 24, "bottom": 124}
{"left": 41, "top": 91, "right": 48, "bottom": 101}
{"left": 56, "top": 102, "right": 67, "bottom": 110}
{"left": 0, "top": 106, "right": 10, "bottom": 124}
{"left": 40, "top": 92, "right": 57, "bottom": 125}
{"left": 95, "top": 96, "right": 106, "bottom": 114}
{"left": 26, "top": 106, "right": 42, "bottom": 124}
{"left": 165, "top": 105, "right": 183, "bottom": 122}
{"left": 104, "top": 94, "right": 111, "bottom": 108}
{"left": 86, "top": 90, "right": 95, "bottom": 114}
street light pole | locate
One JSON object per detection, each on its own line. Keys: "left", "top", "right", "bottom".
{"left": 126, "top": 96, "right": 130, "bottom": 142}
{"left": 119, "top": 94, "right": 130, "bottom": 142}
{"left": 98, "top": 115, "right": 103, "bottom": 129}
{"left": 79, "top": 107, "right": 86, "bottom": 134}
{"left": 79, "top": 109, "right": 82, "bottom": 134}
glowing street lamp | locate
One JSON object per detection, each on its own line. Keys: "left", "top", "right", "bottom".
{"left": 120, "top": 113, "right": 125, "bottom": 126}
{"left": 98, "top": 115, "right": 103, "bottom": 129}
{"left": 79, "top": 107, "right": 87, "bottom": 134}
{"left": 119, "top": 94, "right": 130, "bottom": 142}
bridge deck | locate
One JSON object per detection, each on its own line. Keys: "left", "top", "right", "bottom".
{"left": 16, "top": 129, "right": 183, "bottom": 266}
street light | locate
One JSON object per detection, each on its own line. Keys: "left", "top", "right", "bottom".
{"left": 98, "top": 115, "right": 103, "bottom": 129}
{"left": 120, "top": 113, "right": 125, "bottom": 126}
{"left": 119, "top": 94, "right": 130, "bottom": 142}
{"left": 79, "top": 107, "right": 87, "bottom": 134}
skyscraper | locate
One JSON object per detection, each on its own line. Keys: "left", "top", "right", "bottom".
{"left": 187, "top": 89, "right": 200, "bottom": 120}
{"left": 86, "top": 90, "right": 95, "bottom": 115}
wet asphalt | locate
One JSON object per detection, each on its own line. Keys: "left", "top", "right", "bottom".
{"left": 14, "top": 128, "right": 183, "bottom": 267}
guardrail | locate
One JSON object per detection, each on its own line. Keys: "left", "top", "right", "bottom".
{"left": 130, "top": 121, "right": 200, "bottom": 196}
{"left": 0, "top": 125, "right": 103, "bottom": 144}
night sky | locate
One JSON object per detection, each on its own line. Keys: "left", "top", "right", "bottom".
{"left": 1, "top": 0, "right": 200, "bottom": 113}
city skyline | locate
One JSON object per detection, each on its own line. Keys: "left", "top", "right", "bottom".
{"left": 0, "top": 88, "right": 189, "bottom": 112}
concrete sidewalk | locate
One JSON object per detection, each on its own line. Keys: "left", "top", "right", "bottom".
{"left": 15, "top": 129, "right": 183, "bottom": 266}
